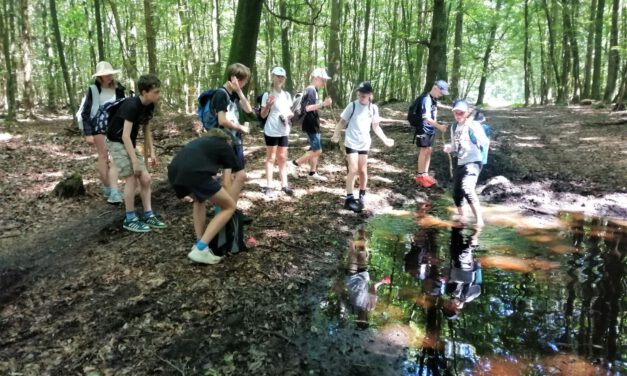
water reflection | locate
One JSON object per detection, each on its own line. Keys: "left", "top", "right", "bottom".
{"left": 323, "top": 201, "right": 625, "bottom": 375}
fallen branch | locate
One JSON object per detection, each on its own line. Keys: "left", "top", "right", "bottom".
{"left": 156, "top": 355, "right": 186, "bottom": 375}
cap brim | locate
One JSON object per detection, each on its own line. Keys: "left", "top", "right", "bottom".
{"left": 441, "top": 89, "right": 449, "bottom": 95}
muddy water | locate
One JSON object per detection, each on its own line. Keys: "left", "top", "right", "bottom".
{"left": 310, "top": 200, "right": 625, "bottom": 375}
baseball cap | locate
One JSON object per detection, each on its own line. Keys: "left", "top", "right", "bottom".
{"left": 452, "top": 99, "right": 469, "bottom": 112}
{"left": 356, "top": 81, "right": 373, "bottom": 93}
{"left": 271, "top": 66, "right": 286, "bottom": 76}
{"left": 435, "top": 80, "right": 449, "bottom": 95}
{"left": 311, "top": 68, "right": 331, "bottom": 80}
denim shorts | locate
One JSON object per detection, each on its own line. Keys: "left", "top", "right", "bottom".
{"left": 307, "top": 132, "right": 322, "bottom": 151}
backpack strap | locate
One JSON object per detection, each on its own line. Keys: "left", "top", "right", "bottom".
{"left": 89, "top": 84, "right": 100, "bottom": 118}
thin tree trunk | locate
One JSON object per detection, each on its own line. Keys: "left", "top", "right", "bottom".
{"left": 357, "top": 0, "right": 371, "bottom": 83}
{"left": 603, "top": 0, "right": 620, "bottom": 102}
{"left": 326, "top": 0, "right": 342, "bottom": 107}
{"left": 450, "top": 0, "right": 463, "bottom": 100}
{"left": 559, "top": 0, "right": 572, "bottom": 104}
{"left": 279, "top": 0, "right": 293, "bottom": 92}
{"left": 537, "top": 16, "right": 548, "bottom": 104}
{"left": 0, "top": 0, "right": 16, "bottom": 121}
{"left": 94, "top": 0, "right": 104, "bottom": 61}
{"left": 568, "top": 0, "right": 582, "bottom": 102}
{"left": 524, "top": 0, "right": 531, "bottom": 106}
{"left": 583, "top": 0, "right": 597, "bottom": 98}
{"left": 143, "top": 0, "right": 157, "bottom": 75}
{"left": 211, "top": 0, "right": 221, "bottom": 85}
{"left": 542, "top": 0, "right": 563, "bottom": 103}
{"left": 49, "top": 0, "right": 76, "bottom": 113}
{"left": 591, "top": 0, "right": 605, "bottom": 99}
{"left": 476, "top": 0, "right": 502, "bottom": 106}
{"left": 423, "top": 0, "right": 448, "bottom": 93}
{"left": 20, "top": 0, "right": 34, "bottom": 117}
{"left": 42, "top": 1, "right": 55, "bottom": 109}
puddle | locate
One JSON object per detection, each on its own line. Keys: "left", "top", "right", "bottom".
{"left": 308, "top": 199, "right": 625, "bottom": 375}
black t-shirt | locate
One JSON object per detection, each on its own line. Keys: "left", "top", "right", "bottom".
{"left": 168, "top": 136, "right": 238, "bottom": 188}
{"left": 212, "top": 87, "right": 242, "bottom": 143}
{"left": 107, "top": 96, "right": 155, "bottom": 146}
{"left": 301, "top": 85, "right": 320, "bottom": 134}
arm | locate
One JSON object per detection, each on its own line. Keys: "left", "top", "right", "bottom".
{"left": 143, "top": 123, "right": 157, "bottom": 167}
{"left": 372, "top": 122, "right": 394, "bottom": 146}
{"left": 331, "top": 118, "right": 347, "bottom": 143}
{"left": 306, "top": 96, "right": 332, "bottom": 112}
{"left": 121, "top": 120, "right": 141, "bottom": 176}
{"left": 425, "top": 118, "right": 448, "bottom": 132}
{"left": 217, "top": 111, "right": 248, "bottom": 133}
{"left": 230, "top": 76, "right": 253, "bottom": 114}
{"left": 469, "top": 121, "right": 489, "bottom": 147}
{"left": 260, "top": 93, "right": 273, "bottom": 119}
{"left": 80, "top": 88, "right": 94, "bottom": 122}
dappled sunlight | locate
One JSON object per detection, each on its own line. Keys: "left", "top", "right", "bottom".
{"left": 514, "top": 142, "right": 546, "bottom": 148}
{"left": 367, "top": 158, "right": 404, "bottom": 173}
{"left": 539, "top": 353, "right": 607, "bottom": 376}
{"left": 482, "top": 204, "right": 563, "bottom": 229}
{"left": 261, "top": 229, "right": 289, "bottom": 239}
{"left": 370, "top": 323, "right": 421, "bottom": 351}
{"left": 0, "top": 132, "right": 17, "bottom": 142}
{"left": 369, "top": 175, "right": 394, "bottom": 184}
{"left": 474, "top": 356, "right": 529, "bottom": 375}
{"left": 478, "top": 255, "right": 560, "bottom": 273}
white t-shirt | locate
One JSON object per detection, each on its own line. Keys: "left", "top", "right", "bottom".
{"left": 261, "top": 90, "right": 293, "bottom": 137}
{"left": 340, "top": 101, "right": 381, "bottom": 151}
{"left": 99, "top": 87, "right": 116, "bottom": 106}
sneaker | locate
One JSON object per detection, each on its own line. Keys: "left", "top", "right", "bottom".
{"left": 188, "top": 245, "right": 223, "bottom": 265}
{"left": 288, "top": 161, "right": 299, "bottom": 178}
{"left": 107, "top": 189, "right": 123, "bottom": 204}
{"left": 308, "top": 172, "right": 328, "bottom": 182}
{"left": 415, "top": 175, "right": 435, "bottom": 188}
{"left": 144, "top": 215, "right": 167, "bottom": 229}
{"left": 102, "top": 187, "right": 111, "bottom": 198}
{"left": 123, "top": 217, "right": 151, "bottom": 233}
{"left": 263, "top": 187, "right": 276, "bottom": 198}
{"left": 282, "top": 186, "right": 294, "bottom": 196}
{"left": 344, "top": 197, "right": 363, "bottom": 213}
{"left": 425, "top": 175, "right": 438, "bottom": 185}
{"left": 358, "top": 195, "right": 366, "bottom": 209}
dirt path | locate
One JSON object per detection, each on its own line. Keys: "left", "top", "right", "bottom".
{"left": 0, "top": 105, "right": 625, "bottom": 375}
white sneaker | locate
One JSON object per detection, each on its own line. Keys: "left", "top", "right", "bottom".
{"left": 308, "top": 172, "right": 328, "bottom": 182}
{"left": 288, "top": 161, "right": 299, "bottom": 178}
{"left": 107, "top": 189, "right": 123, "bottom": 204}
{"left": 188, "top": 245, "right": 223, "bottom": 264}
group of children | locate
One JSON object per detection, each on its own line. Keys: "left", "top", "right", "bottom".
{"left": 79, "top": 61, "right": 489, "bottom": 265}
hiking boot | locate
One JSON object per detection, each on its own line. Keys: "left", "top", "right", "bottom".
{"left": 308, "top": 172, "right": 328, "bottom": 182}
{"left": 288, "top": 162, "right": 299, "bottom": 178}
{"left": 123, "top": 217, "right": 151, "bottom": 233}
{"left": 415, "top": 175, "right": 435, "bottom": 188}
{"left": 107, "top": 189, "right": 123, "bottom": 204}
{"left": 144, "top": 214, "right": 167, "bottom": 229}
{"left": 282, "top": 186, "right": 294, "bottom": 196}
{"left": 188, "top": 245, "right": 223, "bottom": 265}
{"left": 344, "top": 197, "right": 363, "bottom": 213}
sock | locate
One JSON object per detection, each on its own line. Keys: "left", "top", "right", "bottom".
{"left": 103, "top": 186, "right": 112, "bottom": 196}
{"left": 125, "top": 211, "right": 137, "bottom": 221}
{"left": 359, "top": 190, "right": 366, "bottom": 198}
{"left": 309, "top": 171, "right": 315, "bottom": 176}
{"left": 214, "top": 205, "right": 221, "bottom": 214}
{"left": 292, "top": 160, "right": 299, "bottom": 166}
{"left": 196, "top": 241, "right": 208, "bottom": 250}
{"left": 144, "top": 210, "right": 153, "bottom": 218}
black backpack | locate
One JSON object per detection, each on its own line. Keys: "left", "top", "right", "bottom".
{"left": 254, "top": 92, "right": 268, "bottom": 129}
{"left": 209, "top": 209, "right": 248, "bottom": 256}
{"left": 407, "top": 94, "right": 424, "bottom": 128}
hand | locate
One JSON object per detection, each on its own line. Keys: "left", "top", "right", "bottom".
{"left": 331, "top": 133, "right": 340, "bottom": 143}
{"left": 384, "top": 138, "right": 394, "bottom": 147}
{"left": 240, "top": 123, "right": 250, "bottom": 134}
{"left": 148, "top": 155, "right": 158, "bottom": 168}
{"left": 381, "top": 276, "right": 392, "bottom": 285}
{"left": 320, "top": 118, "right": 328, "bottom": 125}
{"left": 132, "top": 161, "right": 143, "bottom": 177}
{"left": 266, "top": 95, "right": 276, "bottom": 107}
{"left": 443, "top": 143, "right": 453, "bottom": 153}
{"left": 438, "top": 123, "right": 448, "bottom": 132}
{"left": 230, "top": 75, "right": 241, "bottom": 92}
{"left": 323, "top": 97, "right": 332, "bottom": 107}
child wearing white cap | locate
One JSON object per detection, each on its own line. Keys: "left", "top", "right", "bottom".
{"left": 444, "top": 99, "right": 489, "bottom": 227}
{"left": 260, "top": 67, "right": 295, "bottom": 196}
{"left": 290, "top": 68, "right": 333, "bottom": 181}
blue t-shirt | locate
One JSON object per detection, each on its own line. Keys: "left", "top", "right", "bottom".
{"left": 419, "top": 93, "right": 438, "bottom": 135}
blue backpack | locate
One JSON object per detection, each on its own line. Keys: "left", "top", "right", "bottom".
{"left": 92, "top": 97, "right": 127, "bottom": 134}
{"left": 197, "top": 87, "right": 228, "bottom": 130}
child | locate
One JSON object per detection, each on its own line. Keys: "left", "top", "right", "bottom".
{"left": 168, "top": 129, "right": 238, "bottom": 264}
{"left": 414, "top": 80, "right": 449, "bottom": 188}
{"left": 212, "top": 63, "right": 253, "bottom": 203}
{"left": 260, "top": 66, "right": 295, "bottom": 197}
{"left": 106, "top": 74, "right": 166, "bottom": 232}
{"left": 443, "top": 100, "right": 489, "bottom": 227}
{"left": 290, "top": 68, "right": 333, "bottom": 181}
{"left": 79, "top": 61, "right": 124, "bottom": 203}
{"left": 332, "top": 81, "right": 394, "bottom": 212}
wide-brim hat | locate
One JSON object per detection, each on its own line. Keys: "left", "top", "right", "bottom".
{"left": 92, "top": 61, "right": 121, "bottom": 78}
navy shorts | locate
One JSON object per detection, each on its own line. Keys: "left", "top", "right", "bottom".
{"left": 307, "top": 132, "right": 322, "bottom": 151}
{"left": 172, "top": 178, "right": 222, "bottom": 203}
{"left": 345, "top": 147, "right": 368, "bottom": 155}
{"left": 415, "top": 133, "right": 436, "bottom": 148}
{"left": 233, "top": 144, "right": 245, "bottom": 172}
{"left": 264, "top": 135, "right": 289, "bottom": 147}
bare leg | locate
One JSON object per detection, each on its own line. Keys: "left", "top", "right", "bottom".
{"left": 192, "top": 201, "right": 207, "bottom": 240}
{"left": 200, "top": 189, "right": 236, "bottom": 244}
{"left": 276, "top": 146, "right": 289, "bottom": 187}
{"left": 230, "top": 170, "right": 247, "bottom": 202}
{"left": 93, "top": 135, "right": 110, "bottom": 187}
{"left": 123, "top": 174, "right": 137, "bottom": 213}
{"left": 265, "top": 145, "right": 277, "bottom": 188}
{"left": 345, "top": 153, "right": 359, "bottom": 195}
{"left": 357, "top": 154, "right": 368, "bottom": 190}
{"left": 138, "top": 170, "right": 152, "bottom": 212}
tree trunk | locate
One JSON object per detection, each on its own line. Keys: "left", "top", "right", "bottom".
{"left": 49, "top": 0, "right": 76, "bottom": 113}
{"left": 279, "top": 0, "right": 293, "bottom": 93}
{"left": 357, "top": 0, "right": 372, "bottom": 83}
{"left": 559, "top": 0, "right": 572, "bottom": 104}
{"left": 537, "top": 15, "right": 548, "bottom": 104}
{"left": 20, "top": 0, "right": 34, "bottom": 117}
{"left": 42, "top": 1, "right": 55, "bottom": 110}
{"left": 450, "top": 0, "right": 463, "bottom": 100}
{"left": 476, "top": 0, "right": 502, "bottom": 106}
{"left": 582, "top": 0, "right": 597, "bottom": 98}
{"left": 568, "top": 0, "right": 582, "bottom": 102}
{"left": 541, "top": 0, "right": 563, "bottom": 104}
{"left": 211, "top": 0, "right": 221, "bottom": 85}
{"left": 81, "top": 0, "right": 96, "bottom": 67}
{"left": 143, "top": 0, "right": 157, "bottom": 75}
{"left": 524, "top": 0, "right": 531, "bottom": 106}
{"left": 603, "top": 0, "right": 619, "bottom": 102}
{"left": 94, "top": 0, "right": 104, "bottom": 61}
{"left": 591, "top": 0, "right": 605, "bottom": 99}
{"left": 326, "top": 0, "right": 343, "bottom": 107}
{"left": 0, "top": 0, "right": 16, "bottom": 121}
{"left": 423, "top": 0, "right": 448, "bottom": 93}
{"left": 227, "top": 0, "right": 263, "bottom": 73}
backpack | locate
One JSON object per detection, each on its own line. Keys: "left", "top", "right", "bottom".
{"left": 76, "top": 85, "right": 100, "bottom": 131}
{"left": 197, "top": 87, "right": 228, "bottom": 130}
{"left": 209, "top": 209, "right": 248, "bottom": 255}
{"left": 290, "top": 90, "right": 306, "bottom": 125}
{"left": 452, "top": 121, "right": 493, "bottom": 165}
{"left": 254, "top": 92, "right": 268, "bottom": 129}
{"left": 92, "top": 97, "right": 127, "bottom": 134}
{"left": 407, "top": 94, "right": 424, "bottom": 128}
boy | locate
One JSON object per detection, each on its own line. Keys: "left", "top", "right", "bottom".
{"left": 168, "top": 129, "right": 238, "bottom": 264}
{"left": 414, "top": 80, "right": 449, "bottom": 188}
{"left": 332, "top": 81, "right": 394, "bottom": 212}
{"left": 212, "top": 63, "right": 253, "bottom": 203}
{"left": 106, "top": 74, "right": 166, "bottom": 232}
{"left": 290, "top": 68, "right": 333, "bottom": 181}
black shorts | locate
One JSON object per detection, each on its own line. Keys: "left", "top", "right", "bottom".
{"left": 415, "top": 132, "right": 436, "bottom": 148}
{"left": 171, "top": 178, "right": 222, "bottom": 203}
{"left": 345, "top": 147, "right": 368, "bottom": 155}
{"left": 264, "top": 135, "right": 289, "bottom": 147}
{"left": 233, "top": 144, "right": 245, "bottom": 172}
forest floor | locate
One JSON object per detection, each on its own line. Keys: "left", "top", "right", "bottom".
{"left": 0, "top": 104, "right": 625, "bottom": 375}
